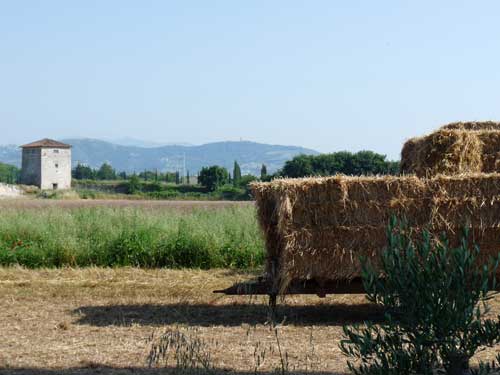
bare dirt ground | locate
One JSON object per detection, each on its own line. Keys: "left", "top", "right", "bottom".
{"left": 0, "top": 199, "right": 253, "bottom": 210}
{"left": 0, "top": 268, "right": 499, "bottom": 375}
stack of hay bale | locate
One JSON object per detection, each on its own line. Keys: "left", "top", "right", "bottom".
{"left": 401, "top": 121, "right": 500, "bottom": 177}
{"left": 252, "top": 122, "right": 500, "bottom": 292}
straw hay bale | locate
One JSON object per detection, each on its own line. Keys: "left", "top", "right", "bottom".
{"left": 401, "top": 129, "right": 483, "bottom": 176}
{"left": 442, "top": 121, "right": 500, "bottom": 131}
{"left": 252, "top": 174, "right": 500, "bottom": 291}
{"left": 401, "top": 122, "right": 500, "bottom": 177}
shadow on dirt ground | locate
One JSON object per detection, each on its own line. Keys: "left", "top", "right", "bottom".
{"left": 73, "top": 302, "right": 384, "bottom": 327}
{"left": 0, "top": 367, "right": 344, "bottom": 375}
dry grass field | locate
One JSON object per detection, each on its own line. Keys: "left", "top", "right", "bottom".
{"left": 0, "top": 267, "right": 499, "bottom": 375}
{"left": 1, "top": 198, "right": 499, "bottom": 374}
{"left": 0, "top": 198, "right": 252, "bottom": 211}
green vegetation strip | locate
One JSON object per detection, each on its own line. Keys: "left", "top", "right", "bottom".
{"left": 0, "top": 206, "right": 264, "bottom": 269}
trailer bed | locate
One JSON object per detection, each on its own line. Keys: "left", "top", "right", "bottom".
{"left": 214, "top": 277, "right": 366, "bottom": 297}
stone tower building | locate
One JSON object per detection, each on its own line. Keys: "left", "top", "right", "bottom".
{"left": 20, "top": 139, "right": 72, "bottom": 190}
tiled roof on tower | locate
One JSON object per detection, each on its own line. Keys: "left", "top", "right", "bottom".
{"left": 20, "top": 139, "right": 72, "bottom": 149}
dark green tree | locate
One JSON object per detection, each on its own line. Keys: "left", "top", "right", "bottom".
{"left": 163, "top": 172, "right": 176, "bottom": 183}
{"left": 175, "top": 171, "right": 180, "bottom": 185}
{"left": 72, "top": 163, "right": 96, "bottom": 180}
{"left": 260, "top": 164, "right": 268, "bottom": 180}
{"left": 281, "top": 154, "right": 314, "bottom": 177}
{"left": 386, "top": 160, "right": 401, "bottom": 175}
{"left": 186, "top": 170, "right": 190, "bottom": 185}
{"left": 233, "top": 161, "right": 241, "bottom": 186}
{"left": 118, "top": 171, "right": 128, "bottom": 180}
{"left": 198, "top": 166, "right": 229, "bottom": 191}
{"left": 0, "top": 162, "right": 20, "bottom": 184}
{"left": 281, "top": 151, "right": 399, "bottom": 178}
{"left": 341, "top": 219, "right": 500, "bottom": 375}
{"left": 126, "top": 174, "right": 141, "bottom": 194}
{"left": 96, "top": 163, "right": 116, "bottom": 180}
{"left": 139, "top": 170, "right": 157, "bottom": 181}
{"left": 351, "top": 150, "right": 390, "bottom": 175}
{"left": 237, "top": 174, "right": 258, "bottom": 197}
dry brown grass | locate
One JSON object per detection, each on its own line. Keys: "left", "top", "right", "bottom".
{"left": 0, "top": 267, "right": 498, "bottom": 375}
{"left": 0, "top": 267, "right": 359, "bottom": 375}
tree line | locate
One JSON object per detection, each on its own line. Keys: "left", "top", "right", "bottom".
{"left": 72, "top": 160, "right": 268, "bottom": 192}
{"left": 279, "top": 151, "right": 399, "bottom": 178}
{"left": 197, "top": 161, "right": 268, "bottom": 191}
{"left": 73, "top": 163, "right": 191, "bottom": 184}
{"left": 198, "top": 151, "right": 399, "bottom": 191}
{"left": 2, "top": 150, "right": 400, "bottom": 190}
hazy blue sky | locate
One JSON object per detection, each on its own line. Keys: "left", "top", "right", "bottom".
{"left": 1, "top": 1, "right": 500, "bottom": 160}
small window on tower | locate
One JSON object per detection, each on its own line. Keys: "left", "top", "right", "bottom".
{"left": 55, "top": 163, "right": 59, "bottom": 168}
{"left": 54, "top": 149, "right": 59, "bottom": 154}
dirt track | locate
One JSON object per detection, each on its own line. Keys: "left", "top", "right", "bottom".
{"left": 0, "top": 199, "right": 253, "bottom": 210}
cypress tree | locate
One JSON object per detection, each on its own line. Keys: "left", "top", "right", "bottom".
{"left": 233, "top": 161, "right": 241, "bottom": 186}
{"left": 260, "top": 164, "right": 268, "bottom": 180}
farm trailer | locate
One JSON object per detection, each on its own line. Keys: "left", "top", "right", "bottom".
{"left": 215, "top": 174, "right": 500, "bottom": 308}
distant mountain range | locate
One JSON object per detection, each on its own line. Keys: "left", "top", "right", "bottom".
{"left": 103, "top": 137, "right": 193, "bottom": 148}
{"left": 0, "top": 139, "right": 319, "bottom": 175}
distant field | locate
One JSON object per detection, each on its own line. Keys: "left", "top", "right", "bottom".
{"left": 0, "top": 198, "right": 253, "bottom": 210}
{"left": 0, "top": 203, "right": 263, "bottom": 269}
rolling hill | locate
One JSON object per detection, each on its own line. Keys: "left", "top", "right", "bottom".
{"left": 0, "top": 139, "right": 318, "bottom": 176}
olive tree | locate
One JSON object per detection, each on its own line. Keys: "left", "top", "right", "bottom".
{"left": 341, "top": 218, "right": 500, "bottom": 375}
